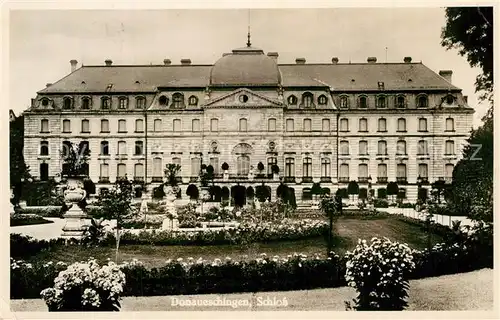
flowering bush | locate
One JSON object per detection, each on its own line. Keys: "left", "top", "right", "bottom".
{"left": 40, "top": 258, "right": 126, "bottom": 311}
{"left": 344, "top": 237, "right": 416, "bottom": 310}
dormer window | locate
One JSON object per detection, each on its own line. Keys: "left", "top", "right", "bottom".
{"left": 189, "top": 95, "right": 199, "bottom": 106}
{"left": 301, "top": 92, "right": 314, "bottom": 108}
{"left": 318, "top": 95, "right": 328, "bottom": 105}
{"left": 136, "top": 96, "right": 146, "bottom": 109}
{"left": 101, "top": 97, "right": 111, "bottom": 109}
{"left": 118, "top": 97, "right": 128, "bottom": 109}
{"left": 63, "top": 97, "right": 73, "bottom": 110}
{"left": 159, "top": 95, "right": 168, "bottom": 106}
{"left": 171, "top": 93, "right": 185, "bottom": 109}
{"left": 446, "top": 94, "right": 455, "bottom": 105}
{"left": 41, "top": 98, "right": 49, "bottom": 107}
{"left": 81, "top": 97, "right": 90, "bottom": 109}
{"left": 340, "top": 96, "right": 349, "bottom": 108}
{"left": 417, "top": 95, "right": 428, "bottom": 108}
{"left": 376, "top": 95, "right": 387, "bottom": 108}
{"left": 396, "top": 96, "right": 406, "bottom": 108}
{"left": 288, "top": 95, "right": 298, "bottom": 105}
{"left": 359, "top": 96, "right": 368, "bottom": 108}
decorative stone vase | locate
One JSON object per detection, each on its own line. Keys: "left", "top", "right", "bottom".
{"left": 61, "top": 177, "right": 88, "bottom": 240}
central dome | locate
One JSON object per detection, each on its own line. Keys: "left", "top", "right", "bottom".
{"left": 210, "top": 46, "right": 281, "bottom": 87}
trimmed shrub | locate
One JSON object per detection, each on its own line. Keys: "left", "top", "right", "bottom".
{"left": 377, "top": 188, "right": 387, "bottom": 199}
{"left": 10, "top": 215, "right": 53, "bottom": 227}
{"left": 373, "top": 199, "right": 389, "bottom": 208}
{"left": 19, "top": 206, "right": 64, "bottom": 218}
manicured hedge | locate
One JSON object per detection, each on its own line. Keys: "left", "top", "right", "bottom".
{"left": 18, "top": 206, "right": 64, "bottom": 218}
{"left": 10, "top": 215, "right": 54, "bottom": 227}
{"left": 10, "top": 234, "right": 66, "bottom": 259}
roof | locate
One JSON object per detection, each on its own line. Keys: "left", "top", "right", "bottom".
{"left": 38, "top": 61, "right": 459, "bottom": 94}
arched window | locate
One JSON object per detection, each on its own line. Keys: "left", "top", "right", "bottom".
{"left": 40, "top": 119, "right": 49, "bottom": 133}
{"left": 340, "top": 96, "right": 349, "bottom": 108}
{"left": 377, "top": 164, "right": 387, "bottom": 181}
{"left": 118, "top": 119, "right": 127, "bottom": 132}
{"left": 100, "top": 119, "right": 109, "bottom": 133}
{"left": 173, "top": 119, "right": 181, "bottom": 132}
{"left": 340, "top": 140, "right": 350, "bottom": 155}
{"left": 81, "top": 119, "right": 90, "bottom": 133}
{"left": 339, "top": 164, "right": 349, "bottom": 180}
{"left": 62, "top": 119, "right": 71, "bottom": 133}
{"left": 152, "top": 157, "right": 162, "bottom": 178}
{"left": 118, "top": 97, "right": 128, "bottom": 109}
{"left": 318, "top": 95, "right": 328, "bottom": 105}
{"left": 358, "top": 118, "right": 368, "bottom": 132}
{"left": 63, "top": 97, "right": 73, "bottom": 109}
{"left": 417, "top": 95, "right": 428, "bottom": 108}
{"left": 158, "top": 95, "right": 168, "bottom": 106}
{"left": 237, "top": 155, "right": 250, "bottom": 176}
{"left": 135, "top": 96, "right": 146, "bottom": 109}
{"left": 418, "top": 140, "right": 428, "bottom": 155}
{"left": 359, "top": 96, "right": 368, "bottom": 108}
{"left": 268, "top": 118, "right": 276, "bottom": 132}
{"left": 445, "top": 140, "right": 455, "bottom": 155}
{"left": 210, "top": 118, "right": 218, "bottom": 132}
{"left": 396, "top": 140, "right": 407, "bottom": 155}
{"left": 377, "top": 140, "right": 387, "bottom": 155}
{"left": 376, "top": 96, "right": 387, "bottom": 108}
{"left": 378, "top": 118, "right": 387, "bottom": 132}
{"left": 171, "top": 93, "right": 185, "bottom": 108}
{"left": 101, "top": 97, "right": 111, "bottom": 109}
{"left": 397, "top": 118, "right": 406, "bottom": 132}
{"left": 192, "top": 119, "right": 200, "bottom": 132}
{"left": 100, "top": 141, "right": 109, "bottom": 155}
{"left": 446, "top": 94, "right": 455, "bottom": 105}
{"left": 40, "top": 163, "right": 49, "bottom": 181}
{"left": 239, "top": 118, "right": 248, "bottom": 132}
{"left": 134, "top": 163, "right": 144, "bottom": 179}
{"left": 358, "top": 164, "right": 368, "bottom": 179}
{"left": 117, "top": 141, "right": 127, "bottom": 155}
{"left": 418, "top": 164, "right": 428, "bottom": 179}
{"left": 41, "top": 98, "right": 49, "bottom": 107}
{"left": 188, "top": 95, "right": 198, "bottom": 106}
{"left": 135, "top": 119, "right": 144, "bottom": 132}
{"left": 154, "top": 119, "right": 162, "bottom": 132}
{"left": 303, "top": 118, "right": 311, "bottom": 132}
{"left": 418, "top": 118, "right": 428, "bottom": 132}
{"left": 191, "top": 157, "right": 201, "bottom": 176}
{"left": 287, "top": 95, "right": 298, "bottom": 105}
{"left": 322, "top": 119, "right": 330, "bottom": 132}
{"left": 321, "top": 158, "right": 331, "bottom": 177}
{"left": 396, "top": 164, "right": 407, "bottom": 180}
{"left": 99, "top": 164, "right": 109, "bottom": 180}
{"left": 303, "top": 157, "right": 312, "bottom": 178}
{"left": 359, "top": 140, "right": 368, "bottom": 156}
{"left": 40, "top": 141, "right": 49, "bottom": 156}
{"left": 286, "top": 119, "right": 294, "bottom": 132}
{"left": 117, "top": 163, "right": 127, "bottom": 178}
{"left": 340, "top": 118, "right": 349, "bottom": 131}
{"left": 285, "top": 157, "right": 295, "bottom": 177}
{"left": 445, "top": 118, "right": 455, "bottom": 131}
{"left": 397, "top": 96, "right": 406, "bottom": 108}
{"left": 267, "top": 157, "right": 277, "bottom": 176}
{"left": 81, "top": 97, "right": 91, "bottom": 109}
{"left": 134, "top": 141, "right": 143, "bottom": 155}
{"left": 301, "top": 92, "right": 314, "bottom": 108}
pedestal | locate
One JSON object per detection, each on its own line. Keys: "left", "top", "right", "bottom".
{"left": 61, "top": 204, "right": 88, "bottom": 240}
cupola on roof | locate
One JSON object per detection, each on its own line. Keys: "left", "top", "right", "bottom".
{"left": 210, "top": 38, "right": 281, "bottom": 87}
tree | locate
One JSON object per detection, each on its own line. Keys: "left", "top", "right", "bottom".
{"left": 441, "top": 7, "right": 493, "bottom": 103}
{"left": 257, "top": 162, "right": 265, "bottom": 172}
{"left": 94, "top": 177, "right": 135, "bottom": 262}
{"left": 377, "top": 188, "right": 387, "bottom": 199}
{"left": 336, "top": 188, "right": 348, "bottom": 199}
{"left": 164, "top": 163, "right": 181, "bottom": 187}
{"left": 61, "top": 141, "right": 90, "bottom": 177}
{"left": 386, "top": 182, "right": 399, "bottom": 202}
{"left": 186, "top": 184, "right": 199, "bottom": 200}
{"left": 10, "top": 114, "right": 31, "bottom": 204}
{"left": 311, "top": 182, "right": 322, "bottom": 197}
{"left": 347, "top": 181, "right": 359, "bottom": 201}
{"left": 255, "top": 185, "right": 270, "bottom": 202}
{"left": 221, "top": 162, "right": 229, "bottom": 171}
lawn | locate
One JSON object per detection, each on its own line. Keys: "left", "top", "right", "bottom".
{"left": 24, "top": 215, "right": 444, "bottom": 268}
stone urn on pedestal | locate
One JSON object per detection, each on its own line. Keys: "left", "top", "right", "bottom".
{"left": 61, "top": 177, "right": 88, "bottom": 240}
{"left": 162, "top": 185, "right": 179, "bottom": 230}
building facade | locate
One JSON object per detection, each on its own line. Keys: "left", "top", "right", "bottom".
{"left": 23, "top": 43, "right": 474, "bottom": 203}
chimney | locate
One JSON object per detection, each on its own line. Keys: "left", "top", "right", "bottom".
{"left": 180, "top": 59, "right": 191, "bottom": 65}
{"left": 46, "top": 83, "right": 52, "bottom": 87}
{"left": 105, "top": 59, "right": 112, "bottom": 66}
{"left": 403, "top": 57, "right": 412, "bottom": 63}
{"left": 70, "top": 59, "right": 78, "bottom": 72}
{"left": 163, "top": 59, "right": 171, "bottom": 65}
{"left": 439, "top": 70, "right": 453, "bottom": 84}
{"left": 222, "top": 53, "right": 231, "bottom": 57}
{"left": 295, "top": 58, "right": 306, "bottom": 64}
{"left": 331, "top": 57, "right": 339, "bottom": 64}
{"left": 464, "top": 96, "right": 468, "bottom": 103}
{"left": 367, "top": 57, "right": 377, "bottom": 63}
{"left": 267, "top": 52, "right": 279, "bottom": 61}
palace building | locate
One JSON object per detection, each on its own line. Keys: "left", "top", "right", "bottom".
{"left": 23, "top": 40, "right": 474, "bottom": 204}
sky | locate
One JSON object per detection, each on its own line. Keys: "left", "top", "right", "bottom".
{"left": 8, "top": 7, "right": 490, "bottom": 127}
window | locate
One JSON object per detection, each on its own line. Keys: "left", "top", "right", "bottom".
{"left": 359, "top": 140, "right": 368, "bottom": 155}
{"left": 303, "top": 119, "right": 312, "bottom": 132}
{"left": 79, "top": 141, "right": 90, "bottom": 158}
{"left": 63, "top": 97, "right": 73, "bottom": 109}
{"left": 40, "top": 141, "right": 49, "bottom": 155}
{"left": 152, "top": 158, "right": 162, "bottom": 178}
{"left": 118, "top": 119, "right": 127, "bottom": 132}
{"left": 267, "top": 157, "right": 277, "bottom": 176}
{"left": 397, "top": 118, "right": 406, "bottom": 132}
{"left": 117, "top": 164, "right": 127, "bottom": 178}
{"left": 397, "top": 164, "right": 407, "bottom": 179}
{"left": 322, "top": 119, "right": 330, "bottom": 132}
{"left": 302, "top": 93, "right": 314, "bottom": 108}
{"left": 158, "top": 95, "right": 168, "bottom": 106}
{"left": 237, "top": 155, "right": 250, "bottom": 176}
{"left": 285, "top": 158, "right": 295, "bottom": 177}
{"left": 41, "top": 98, "right": 49, "bottom": 107}
{"left": 191, "top": 158, "right": 201, "bottom": 176}
{"left": 62, "top": 119, "right": 71, "bottom": 133}
{"left": 445, "top": 118, "right": 455, "bottom": 131}
{"left": 172, "top": 157, "right": 182, "bottom": 167}
{"left": 40, "top": 163, "right": 49, "bottom": 181}
{"left": 417, "top": 95, "right": 428, "bottom": 108}
{"left": 396, "top": 140, "right": 407, "bottom": 155}
{"left": 288, "top": 95, "right": 298, "bottom": 105}
{"left": 135, "top": 119, "right": 144, "bottom": 132}
{"left": 101, "top": 119, "right": 109, "bottom": 133}
{"left": 396, "top": 96, "right": 406, "bottom": 108}
{"left": 445, "top": 164, "right": 454, "bottom": 178}
{"left": 81, "top": 119, "right": 90, "bottom": 133}
{"left": 268, "top": 118, "right": 276, "bottom": 132}
{"left": 173, "top": 119, "right": 181, "bottom": 132}
{"left": 136, "top": 97, "right": 146, "bottom": 109}
{"left": 377, "top": 164, "right": 387, "bottom": 179}
{"left": 41, "top": 119, "right": 49, "bottom": 133}
{"left": 100, "top": 164, "right": 109, "bottom": 179}
{"left": 377, "top": 96, "right": 387, "bottom": 108}
{"left": 210, "top": 118, "right": 218, "bottom": 132}
{"left": 135, "top": 141, "right": 143, "bottom": 155}
{"left": 378, "top": 118, "right": 387, "bottom": 132}
{"left": 445, "top": 140, "right": 455, "bottom": 155}
{"left": 418, "top": 164, "right": 428, "bottom": 179}
{"left": 340, "top": 118, "right": 349, "bottom": 131}
{"left": 117, "top": 141, "right": 127, "bottom": 155}
{"left": 377, "top": 140, "right": 387, "bottom": 155}
{"left": 446, "top": 95, "right": 455, "bottom": 105}
{"left": 101, "top": 97, "right": 111, "bottom": 109}
{"left": 154, "top": 119, "right": 162, "bottom": 132}
{"left": 100, "top": 141, "right": 109, "bottom": 155}
{"left": 192, "top": 119, "right": 200, "bottom": 132}
{"left": 171, "top": 93, "right": 185, "bottom": 108}
{"left": 239, "top": 118, "right": 248, "bottom": 132}
{"left": 418, "top": 140, "right": 428, "bottom": 155}
{"left": 239, "top": 95, "right": 249, "bottom": 103}
{"left": 286, "top": 119, "right": 294, "bottom": 132}
{"left": 340, "top": 141, "right": 349, "bottom": 155}
{"left": 118, "top": 97, "right": 128, "bottom": 109}
{"left": 134, "top": 163, "right": 144, "bottom": 179}
{"left": 359, "top": 118, "right": 368, "bottom": 132}
{"left": 418, "top": 118, "right": 428, "bottom": 131}
{"left": 358, "top": 164, "right": 368, "bottom": 179}
{"left": 188, "top": 95, "right": 198, "bottom": 106}
{"left": 209, "top": 157, "right": 219, "bottom": 175}
{"left": 340, "top": 96, "right": 349, "bottom": 108}
{"left": 321, "top": 158, "right": 331, "bottom": 177}
{"left": 82, "top": 97, "right": 90, "bottom": 109}
{"left": 359, "top": 96, "right": 368, "bottom": 108}
{"left": 303, "top": 157, "right": 312, "bottom": 177}
{"left": 318, "top": 95, "right": 327, "bottom": 105}
{"left": 339, "top": 164, "right": 349, "bottom": 179}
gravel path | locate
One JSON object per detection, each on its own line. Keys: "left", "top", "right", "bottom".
{"left": 10, "top": 268, "right": 493, "bottom": 312}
